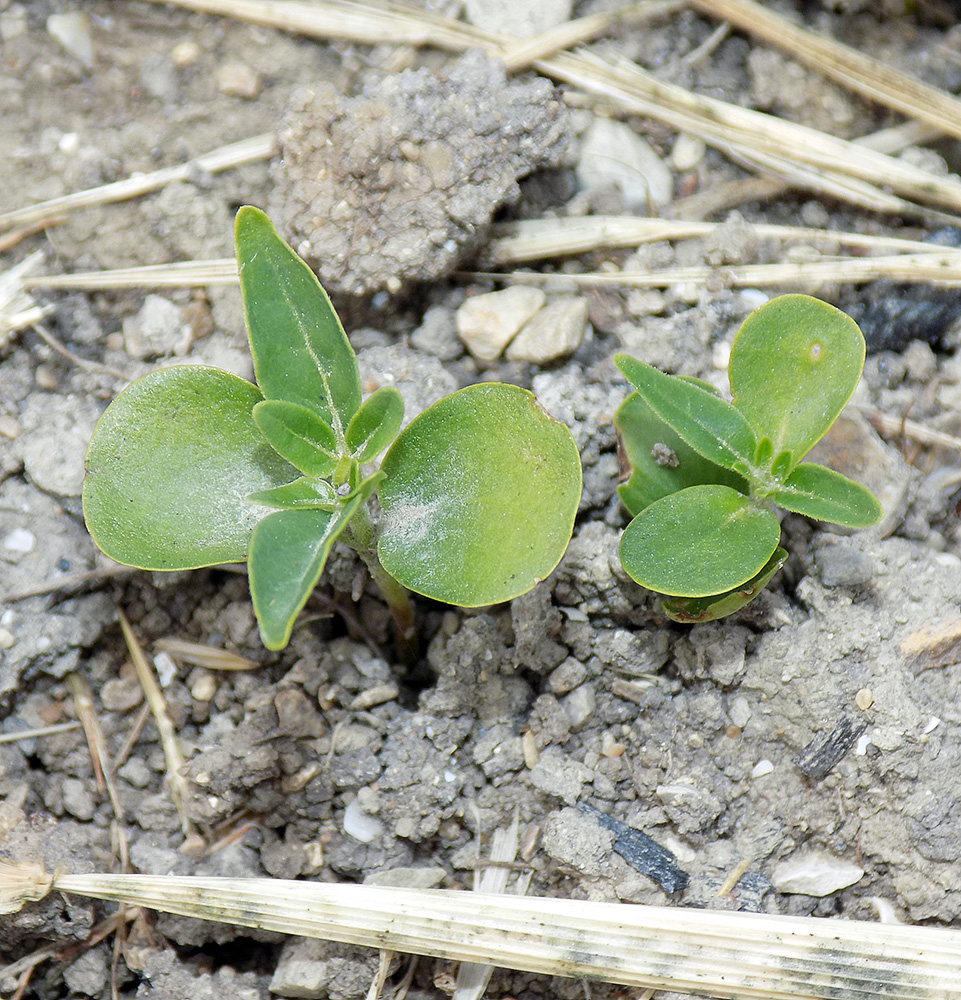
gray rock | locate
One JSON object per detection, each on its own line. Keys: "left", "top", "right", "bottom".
{"left": 815, "top": 544, "right": 878, "bottom": 587}
{"left": 576, "top": 118, "right": 673, "bottom": 211}
{"left": 456, "top": 286, "right": 545, "bottom": 362}
{"left": 562, "top": 683, "right": 596, "bottom": 731}
{"left": 410, "top": 305, "right": 462, "bottom": 361}
{"left": 528, "top": 746, "right": 592, "bottom": 805}
{"left": 506, "top": 295, "right": 588, "bottom": 363}
{"left": 122, "top": 294, "right": 191, "bottom": 359}
{"left": 771, "top": 851, "right": 864, "bottom": 896}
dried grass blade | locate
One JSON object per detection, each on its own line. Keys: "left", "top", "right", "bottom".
{"left": 0, "top": 135, "right": 276, "bottom": 233}
{"left": 153, "top": 637, "right": 258, "bottom": 671}
{"left": 1, "top": 870, "right": 951, "bottom": 1000}
{"left": 689, "top": 0, "right": 961, "bottom": 142}
{"left": 25, "top": 260, "right": 239, "bottom": 290}
{"left": 117, "top": 610, "right": 195, "bottom": 839}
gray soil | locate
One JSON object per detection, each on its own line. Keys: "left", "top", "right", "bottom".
{"left": 2, "top": 2, "right": 961, "bottom": 998}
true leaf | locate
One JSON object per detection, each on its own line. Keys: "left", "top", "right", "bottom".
{"left": 619, "top": 484, "right": 781, "bottom": 597}
{"left": 346, "top": 386, "right": 404, "bottom": 462}
{"left": 248, "top": 473, "right": 382, "bottom": 650}
{"left": 377, "top": 383, "right": 581, "bottom": 607}
{"left": 662, "top": 546, "right": 788, "bottom": 623}
{"left": 248, "top": 477, "right": 337, "bottom": 511}
{"left": 771, "top": 462, "right": 883, "bottom": 527}
{"left": 729, "top": 294, "right": 865, "bottom": 464}
{"left": 83, "top": 366, "right": 298, "bottom": 569}
{"left": 614, "top": 354, "right": 757, "bottom": 473}
{"left": 235, "top": 206, "right": 361, "bottom": 433}
{"left": 253, "top": 400, "right": 338, "bottom": 477}
{"left": 615, "top": 390, "right": 748, "bottom": 517}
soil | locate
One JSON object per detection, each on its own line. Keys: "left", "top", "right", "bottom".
{"left": 2, "top": 2, "right": 961, "bottom": 998}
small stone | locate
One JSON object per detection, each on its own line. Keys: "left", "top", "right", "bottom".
{"left": 900, "top": 619, "right": 961, "bottom": 672}
{"left": 190, "top": 672, "right": 217, "bottom": 703}
{"left": 0, "top": 629, "right": 14, "bottom": 650}
{"left": 506, "top": 295, "right": 588, "bottom": 363}
{"left": 464, "top": 0, "right": 571, "bottom": 37}
{"left": 123, "top": 295, "right": 192, "bottom": 359}
{"left": 171, "top": 39, "right": 201, "bottom": 68}
{"left": 118, "top": 757, "right": 152, "bottom": 789}
{"left": 349, "top": 682, "right": 399, "bottom": 711}
{"left": 410, "top": 305, "right": 462, "bottom": 361}
{"left": 100, "top": 675, "right": 143, "bottom": 712}
{"left": 62, "top": 776, "right": 96, "bottom": 821}
{"left": 548, "top": 656, "right": 588, "bottom": 695}
{"left": 752, "top": 759, "right": 774, "bottom": 777}
{"left": 35, "top": 366, "right": 58, "bottom": 390}
{"left": 364, "top": 866, "right": 445, "bottom": 889}
{"left": 456, "top": 287, "right": 545, "bottom": 362}
{"left": 561, "top": 684, "right": 596, "bottom": 731}
{"left": 728, "top": 695, "right": 752, "bottom": 729}
{"left": 528, "top": 747, "right": 592, "bottom": 805}
{"left": 0, "top": 415, "right": 21, "bottom": 438}
{"left": 815, "top": 545, "right": 877, "bottom": 587}
{"left": 47, "top": 11, "right": 94, "bottom": 68}
{"left": 771, "top": 851, "right": 864, "bottom": 896}
{"left": 216, "top": 61, "right": 261, "bottom": 99}
{"left": 669, "top": 133, "right": 706, "bottom": 171}
{"left": 855, "top": 688, "right": 874, "bottom": 711}
{"left": 576, "top": 118, "right": 673, "bottom": 210}
{"left": 2, "top": 529, "right": 35, "bottom": 553}
{"left": 275, "top": 689, "right": 323, "bottom": 738}
{"left": 343, "top": 796, "right": 384, "bottom": 843}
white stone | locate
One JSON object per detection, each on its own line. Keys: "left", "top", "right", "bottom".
{"left": 216, "top": 62, "right": 262, "bottom": 99}
{"left": 47, "top": 12, "right": 94, "bottom": 68}
{"left": 123, "top": 295, "right": 191, "bottom": 359}
{"left": 464, "top": 0, "right": 572, "bottom": 38}
{"left": 576, "top": 118, "right": 673, "bottom": 211}
{"left": 561, "top": 684, "right": 596, "bottom": 731}
{"left": 752, "top": 759, "right": 774, "bottom": 778}
{"left": 669, "top": 132, "right": 706, "bottom": 171}
{"left": 2, "top": 529, "right": 35, "bottom": 553}
{"left": 506, "top": 296, "right": 588, "bottom": 363}
{"left": 343, "top": 796, "right": 384, "bottom": 843}
{"left": 771, "top": 851, "right": 864, "bottom": 896}
{"left": 456, "top": 286, "right": 545, "bottom": 362}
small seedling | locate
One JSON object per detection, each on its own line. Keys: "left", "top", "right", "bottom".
{"left": 613, "top": 294, "right": 882, "bottom": 622}
{"left": 83, "top": 207, "right": 581, "bottom": 652}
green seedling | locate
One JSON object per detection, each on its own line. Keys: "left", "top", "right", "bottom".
{"left": 83, "top": 207, "right": 582, "bottom": 652}
{"left": 613, "top": 294, "right": 882, "bottom": 622}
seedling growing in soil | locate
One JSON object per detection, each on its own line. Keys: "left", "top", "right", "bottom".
{"left": 614, "top": 294, "right": 882, "bottom": 622}
{"left": 83, "top": 207, "right": 581, "bottom": 652}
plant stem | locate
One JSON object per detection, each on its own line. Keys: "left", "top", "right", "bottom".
{"left": 346, "top": 505, "right": 419, "bottom": 663}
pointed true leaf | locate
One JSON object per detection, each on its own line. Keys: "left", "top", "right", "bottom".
{"left": 661, "top": 546, "right": 788, "bottom": 623}
{"left": 253, "top": 400, "right": 339, "bottom": 477}
{"left": 614, "top": 354, "right": 757, "bottom": 473}
{"left": 83, "top": 366, "right": 298, "bottom": 569}
{"left": 235, "top": 206, "right": 361, "bottom": 433}
{"left": 615, "top": 389, "right": 748, "bottom": 517}
{"left": 729, "top": 294, "right": 865, "bottom": 464}
{"left": 619, "top": 484, "right": 781, "bottom": 597}
{"left": 248, "top": 477, "right": 337, "bottom": 511}
{"left": 377, "top": 383, "right": 581, "bottom": 607}
{"left": 248, "top": 473, "right": 382, "bottom": 650}
{"left": 771, "top": 462, "right": 883, "bottom": 527}
{"left": 346, "top": 386, "right": 404, "bottom": 462}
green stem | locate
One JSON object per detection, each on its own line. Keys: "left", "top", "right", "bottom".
{"left": 345, "top": 506, "right": 419, "bottom": 664}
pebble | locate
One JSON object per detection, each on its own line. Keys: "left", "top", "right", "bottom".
{"left": 2, "top": 528, "right": 35, "bottom": 553}
{"left": 62, "top": 776, "right": 96, "bottom": 821}
{"left": 728, "top": 695, "right": 752, "bottom": 729}
{"left": 855, "top": 687, "right": 874, "bottom": 711}
{"left": 118, "top": 757, "right": 152, "bottom": 789}
{"left": 0, "top": 629, "right": 13, "bottom": 650}
{"left": 815, "top": 545, "right": 877, "bottom": 588}
{"left": 464, "top": 0, "right": 571, "bottom": 37}
{"left": 123, "top": 295, "right": 192, "bottom": 359}
{"left": 770, "top": 851, "right": 864, "bottom": 896}
{"left": 548, "top": 656, "right": 589, "bottom": 695}
{"left": 410, "top": 305, "right": 462, "bottom": 361}
{"left": 275, "top": 688, "right": 323, "bottom": 738}
{"left": 364, "top": 866, "right": 446, "bottom": 889}
{"left": 171, "top": 40, "right": 201, "bottom": 68}
{"left": 455, "top": 286, "right": 545, "bottom": 362}
{"left": 0, "top": 415, "right": 21, "bottom": 439}
{"left": 190, "top": 672, "right": 217, "bottom": 703}
{"left": 215, "top": 61, "right": 261, "bottom": 99}
{"left": 47, "top": 12, "right": 94, "bottom": 68}
{"left": 561, "top": 684, "right": 596, "bottom": 731}
{"left": 576, "top": 118, "right": 673, "bottom": 211}
{"left": 669, "top": 132, "right": 706, "bottom": 172}
{"left": 752, "top": 759, "right": 774, "bottom": 777}
{"left": 100, "top": 675, "right": 143, "bottom": 713}
{"left": 506, "top": 295, "right": 588, "bottom": 363}
{"left": 349, "top": 682, "right": 399, "bottom": 711}
{"left": 343, "top": 796, "right": 384, "bottom": 843}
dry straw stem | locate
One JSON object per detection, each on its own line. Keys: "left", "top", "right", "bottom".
{"left": 487, "top": 216, "right": 940, "bottom": 265}
{"left": 470, "top": 249, "right": 961, "bottom": 291}
{"left": 689, "top": 0, "right": 961, "bottom": 143}
{"left": 153, "top": 637, "right": 259, "bottom": 671}
{"left": 859, "top": 406, "right": 961, "bottom": 455}
{"left": 0, "top": 135, "right": 276, "bottom": 234}
{"left": 0, "top": 862, "right": 959, "bottom": 1000}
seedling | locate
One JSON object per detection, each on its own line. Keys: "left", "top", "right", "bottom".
{"left": 613, "top": 294, "right": 882, "bottom": 622}
{"left": 83, "top": 207, "right": 581, "bottom": 652}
